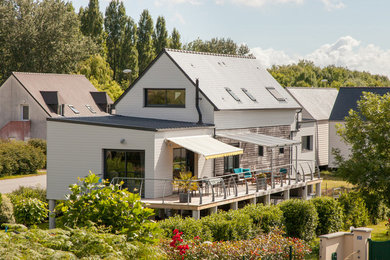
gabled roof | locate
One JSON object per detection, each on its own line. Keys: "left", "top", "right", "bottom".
{"left": 329, "top": 87, "right": 390, "bottom": 121}
{"left": 47, "top": 115, "right": 214, "bottom": 131}
{"left": 11, "top": 72, "right": 113, "bottom": 117}
{"left": 287, "top": 87, "right": 338, "bottom": 121}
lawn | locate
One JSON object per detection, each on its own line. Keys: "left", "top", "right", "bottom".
{"left": 319, "top": 170, "right": 355, "bottom": 196}
{"left": 0, "top": 170, "right": 46, "bottom": 181}
{"left": 368, "top": 221, "right": 390, "bottom": 241}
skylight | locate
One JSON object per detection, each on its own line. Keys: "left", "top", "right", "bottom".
{"left": 68, "top": 104, "right": 80, "bottom": 114}
{"left": 225, "top": 87, "right": 240, "bottom": 102}
{"left": 241, "top": 88, "right": 256, "bottom": 102}
{"left": 86, "top": 105, "right": 96, "bottom": 114}
{"left": 266, "top": 87, "right": 285, "bottom": 101}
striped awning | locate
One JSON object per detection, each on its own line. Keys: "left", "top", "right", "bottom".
{"left": 166, "top": 135, "right": 243, "bottom": 160}
{"left": 217, "top": 132, "right": 300, "bottom": 148}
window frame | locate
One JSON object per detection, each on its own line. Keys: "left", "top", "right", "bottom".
{"left": 68, "top": 104, "right": 80, "bottom": 114}
{"left": 302, "top": 135, "right": 313, "bottom": 152}
{"left": 258, "top": 145, "right": 264, "bottom": 157}
{"left": 223, "top": 143, "right": 240, "bottom": 173}
{"left": 266, "top": 87, "right": 286, "bottom": 101}
{"left": 21, "top": 105, "right": 29, "bottom": 121}
{"left": 279, "top": 147, "right": 285, "bottom": 154}
{"left": 241, "top": 88, "right": 257, "bottom": 102}
{"left": 144, "top": 88, "right": 186, "bottom": 108}
{"left": 225, "top": 87, "right": 241, "bottom": 102}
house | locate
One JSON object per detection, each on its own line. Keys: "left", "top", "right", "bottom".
{"left": 287, "top": 87, "right": 338, "bottom": 168}
{"left": 0, "top": 72, "right": 113, "bottom": 140}
{"left": 328, "top": 87, "right": 390, "bottom": 168}
{"left": 47, "top": 49, "right": 322, "bottom": 224}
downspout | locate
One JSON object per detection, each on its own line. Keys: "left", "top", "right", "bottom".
{"left": 195, "top": 79, "right": 203, "bottom": 124}
{"left": 295, "top": 108, "right": 302, "bottom": 131}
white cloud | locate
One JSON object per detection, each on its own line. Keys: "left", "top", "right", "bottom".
{"left": 321, "top": 0, "right": 346, "bottom": 11}
{"left": 230, "top": 0, "right": 303, "bottom": 8}
{"left": 155, "top": 0, "right": 202, "bottom": 7}
{"left": 251, "top": 36, "right": 390, "bottom": 78}
{"left": 172, "top": 12, "right": 186, "bottom": 24}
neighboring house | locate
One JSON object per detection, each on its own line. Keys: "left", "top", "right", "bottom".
{"left": 0, "top": 72, "right": 113, "bottom": 140}
{"left": 287, "top": 87, "right": 338, "bottom": 168}
{"left": 47, "top": 49, "right": 321, "bottom": 222}
{"left": 328, "top": 87, "right": 390, "bottom": 168}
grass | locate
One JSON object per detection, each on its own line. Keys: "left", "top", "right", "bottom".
{"left": 319, "top": 170, "right": 355, "bottom": 196}
{"left": 368, "top": 221, "right": 390, "bottom": 241}
{"left": 0, "top": 170, "right": 46, "bottom": 180}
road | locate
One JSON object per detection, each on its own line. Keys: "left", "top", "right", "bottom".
{"left": 0, "top": 174, "right": 46, "bottom": 193}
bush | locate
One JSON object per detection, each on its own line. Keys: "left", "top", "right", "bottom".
{"left": 27, "top": 138, "right": 47, "bottom": 155}
{"left": 14, "top": 198, "right": 49, "bottom": 226}
{"left": 279, "top": 199, "right": 318, "bottom": 241}
{"left": 311, "top": 197, "right": 344, "bottom": 235}
{"left": 10, "top": 186, "right": 47, "bottom": 203}
{"left": 358, "top": 191, "right": 389, "bottom": 225}
{"left": 0, "top": 141, "right": 45, "bottom": 176}
{"left": 0, "top": 194, "right": 15, "bottom": 224}
{"left": 338, "top": 192, "right": 370, "bottom": 229}
{"left": 241, "top": 203, "right": 283, "bottom": 233}
{"left": 56, "top": 173, "right": 158, "bottom": 243}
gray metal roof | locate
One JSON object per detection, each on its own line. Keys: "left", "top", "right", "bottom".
{"left": 329, "top": 87, "right": 390, "bottom": 121}
{"left": 287, "top": 87, "right": 338, "bottom": 121}
{"left": 165, "top": 49, "right": 300, "bottom": 110}
{"left": 47, "top": 115, "right": 214, "bottom": 131}
{"left": 217, "top": 132, "right": 300, "bottom": 148}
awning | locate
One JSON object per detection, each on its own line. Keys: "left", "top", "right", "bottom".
{"left": 217, "top": 132, "right": 300, "bottom": 148}
{"left": 166, "top": 135, "right": 243, "bottom": 160}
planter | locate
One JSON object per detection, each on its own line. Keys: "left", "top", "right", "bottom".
{"left": 179, "top": 192, "right": 192, "bottom": 203}
{"left": 258, "top": 177, "right": 267, "bottom": 189}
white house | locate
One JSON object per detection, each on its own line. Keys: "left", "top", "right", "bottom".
{"left": 47, "top": 49, "right": 322, "bottom": 224}
{"left": 287, "top": 87, "right": 338, "bottom": 168}
{"left": 328, "top": 87, "right": 390, "bottom": 168}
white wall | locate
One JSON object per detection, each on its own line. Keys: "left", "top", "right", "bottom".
{"left": 292, "top": 121, "right": 316, "bottom": 175}
{"left": 317, "top": 120, "right": 329, "bottom": 166}
{"left": 115, "top": 53, "right": 214, "bottom": 124}
{"left": 328, "top": 121, "right": 351, "bottom": 168}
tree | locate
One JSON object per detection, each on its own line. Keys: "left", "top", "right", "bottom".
{"left": 104, "top": 0, "right": 127, "bottom": 80}
{"left": 137, "top": 9, "right": 155, "bottom": 73}
{"left": 184, "top": 37, "right": 246, "bottom": 55}
{"left": 153, "top": 16, "right": 168, "bottom": 55}
{"left": 0, "top": 0, "right": 97, "bottom": 80}
{"left": 169, "top": 28, "right": 182, "bottom": 50}
{"left": 335, "top": 92, "right": 390, "bottom": 203}
{"left": 80, "top": 0, "right": 103, "bottom": 40}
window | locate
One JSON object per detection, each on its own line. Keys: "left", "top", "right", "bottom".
{"left": 266, "top": 87, "right": 285, "bottom": 101}
{"left": 302, "top": 135, "right": 313, "bottom": 151}
{"left": 68, "top": 105, "right": 80, "bottom": 114}
{"left": 85, "top": 105, "right": 96, "bottom": 114}
{"left": 241, "top": 88, "right": 257, "bottom": 101}
{"left": 173, "top": 148, "right": 194, "bottom": 179}
{"left": 279, "top": 147, "right": 285, "bottom": 154}
{"left": 225, "top": 87, "right": 240, "bottom": 102}
{"left": 21, "top": 105, "right": 29, "bottom": 120}
{"left": 258, "top": 146, "right": 264, "bottom": 156}
{"left": 224, "top": 143, "right": 240, "bottom": 172}
{"left": 145, "top": 89, "right": 185, "bottom": 107}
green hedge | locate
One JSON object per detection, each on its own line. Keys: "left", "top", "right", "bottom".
{"left": 240, "top": 203, "right": 283, "bottom": 233}
{"left": 14, "top": 198, "right": 49, "bottom": 226}
{"left": 357, "top": 191, "right": 389, "bottom": 225}
{"left": 338, "top": 192, "right": 370, "bottom": 229}
{"left": 311, "top": 197, "right": 344, "bottom": 235}
{"left": 10, "top": 186, "right": 47, "bottom": 203}
{"left": 0, "top": 194, "right": 15, "bottom": 224}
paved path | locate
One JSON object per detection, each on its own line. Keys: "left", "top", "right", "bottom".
{"left": 0, "top": 174, "right": 46, "bottom": 193}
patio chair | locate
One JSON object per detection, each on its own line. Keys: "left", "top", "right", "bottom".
{"left": 280, "top": 168, "right": 287, "bottom": 184}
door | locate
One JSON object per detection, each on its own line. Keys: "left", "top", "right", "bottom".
{"left": 369, "top": 239, "right": 390, "bottom": 260}
{"left": 173, "top": 148, "right": 195, "bottom": 178}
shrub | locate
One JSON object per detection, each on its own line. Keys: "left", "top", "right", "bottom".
{"left": 10, "top": 186, "right": 47, "bottom": 203}
{"left": 241, "top": 203, "right": 283, "bottom": 233}
{"left": 358, "top": 191, "right": 389, "bottom": 225}
{"left": 311, "top": 197, "right": 344, "bottom": 235}
{"left": 279, "top": 199, "right": 318, "bottom": 241}
{"left": 338, "top": 192, "right": 370, "bottom": 229}
{"left": 56, "top": 173, "right": 159, "bottom": 242}
{"left": 159, "top": 215, "right": 212, "bottom": 241}
{"left": 14, "top": 198, "right": 49, "bottom": 226}
{"left": 27, "top": 138, "right": 47, "bottom": 155}
{"left": 0, "top": 194, "right": 15, "bottom": 224}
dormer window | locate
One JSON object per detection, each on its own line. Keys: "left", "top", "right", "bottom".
{"left": 86, "top": 105, "right": 96, "bottom": 114}
{"left": 225, "top": 87, "right": 240, "bottom": 102}
{"left": 266, "top": 87, "right": 285, "bottom": 101}
{"left": 68, "top": 105, "right": 80, "bottom": 114}
{"left": 241, "top": 88, "right": 256, "bottom": 102}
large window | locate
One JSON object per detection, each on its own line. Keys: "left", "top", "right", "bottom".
{"left": 302, "top": 135, "right": 313, "bottom": 152}
{"left": 224, "top": 143, "right": 240, "bottom": 173}
{"left": 173, "top": 148, "right": 194, "bottom": 179}
{"left": 145, "top": 89, "right": 185, "bottom": 107}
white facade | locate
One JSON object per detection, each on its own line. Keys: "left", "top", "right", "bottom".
{"left": 292, "top": 121, "right": 317, "bottom": 174}
{"left": 317, "top": 120, "right": 330, "bottom": 166}
{"left": 328, "top": 121, "right": 351, "bottom": 168}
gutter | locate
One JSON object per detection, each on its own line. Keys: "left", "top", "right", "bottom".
{"left": 195, "top": 79, "right": 203, "bottom": 124}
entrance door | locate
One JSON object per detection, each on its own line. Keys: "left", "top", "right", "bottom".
{"left": 173, "top": 148, "right": 195, "bottom": 178}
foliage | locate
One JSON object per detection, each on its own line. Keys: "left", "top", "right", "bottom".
{"left": 184, "top": 37, "right": 251, "bottom": 56}
{"left": 56, "top": 173, "right": 158, "bottom": 242}
{"left": 137, "top": 9, "right": 155, "bottom": 73}
{"left": 0, "top": 141, "right": 46, "bottom": 176}
{"left": 0, "top": 0, "right": 97, "bottom": 79}
{"left": 120, "top": 17, "right": 139, "bottom": 86}
{"left": 268, "top": 60, "right": 390, "bottom": 88}
{"left": 169, "top": 28, "right": 182, "bottom": 50}
{"left": 0, "top": 194, "right": 15, "bottom": 224}
{"left": 79, "top": 0, "right": 104, "bottom": 41}
{"left": 14, "top": 198, "right": 49, "bottom": 226}
{"left": 153, "top": 16, "right": 169, "bottom": 55}
{"left": 279, "top": 199, "right": 319, "bottom": 241}
{"left": 311, "top": 197, "right": 344, "bottom": 235}
{"left": 335, "top": 92, "right": 390, "bottom": 204}
{"left": 338, "top": 192, "right": 370, "bottom": 229}
{"left": 27, "top": 139, "right": 47, "bottom": 156}
{"left": 10, "top": 186, "right": 47, "bottom": 203}
{"left": 173, "top": 172, "right": 198, "bottom": 193}
{"left": 161, "top": 229, "right": 311, "bottom": 259}
{"left": 358, "top": 190, "right": 390, "bottom": 225}
{"left": 0, "top": 226, "right": 164, "bottom": 259}
{"left": 240, "top": 203, "right": 283, "bottom": 233}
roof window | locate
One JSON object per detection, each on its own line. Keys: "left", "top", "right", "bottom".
{"left": 86, "top": 105, "right": 96, "bottom": 114}
{"left": 225, "top": 87, "right": 240, "bottom": 102}
{"left": 241, "top": 88, "right": 256, "bottom": 102}
{"left": 266, "top": 87, "right": 285, "bottom": 101}
{"left": 68, "top": 104, "right": 80, "bottom": 114}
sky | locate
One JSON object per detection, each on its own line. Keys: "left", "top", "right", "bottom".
{"left": 71, "top": 0, "right": 390, "bottom": 77}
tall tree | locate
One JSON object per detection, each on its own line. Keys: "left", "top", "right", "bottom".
{"left": 80, "top": 0, "right": 104, "bottom": 40}
{"left": 153, "top": 16, "right": 168, "bottom": 54}
{"left": 169, "top": 28, "right": 182, "bottom": 50}
{"left": 137, "top": 9, "right": 154, "bottom": 73}
{"left": 0, "top": 0, "right": 97, "bottom": 79}
{"left": 184, "top": 37, "right": 239, "bottom": 54}
{"left": 104, "top": 0, "right": 126, "bottom": 80}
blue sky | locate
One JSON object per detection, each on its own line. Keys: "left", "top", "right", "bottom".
{"left": 71, "top": 0, "right": 390, "bottom": 77}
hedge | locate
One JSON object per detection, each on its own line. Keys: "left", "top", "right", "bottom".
{"left": 0, "top": 194, "right": 15, "bottom": 224}
{"left": 338, "top": 192, "right": 370, "bottom": 229}
{"left": 311, "top": 197, "right": 344, "bottom": 235}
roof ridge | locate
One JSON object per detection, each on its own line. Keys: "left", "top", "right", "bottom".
{"left": 164, "top": 48, "right": 256, "bottom": 59}
{"left": 12, "top": 72, "right": 85, "bottom": 77}
{"left": 339, "top": 86, "right": 390, "bottom": 89}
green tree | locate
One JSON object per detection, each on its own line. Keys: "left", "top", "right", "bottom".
{"left": 80, "top": 0, "right": 103, "bottom": 40}
{"left": 185, "top": 37, "right": 240, "bottom": 55}
{"left": 137, "top": 9, "right": 155, "bottom": 73}
{"left": 169, "top": 28, "right": 182, "bottom": 50}
{"left": 335, "top": 92, "right": 390, "bottom": 203}
{"left": 104, "top": 0, "right": 127, "bottom": 80}
{"left": 153, "top": 16, "right": 168, "bottom": 55}
{"left": 0, "top": 0, "right": 97, "bottom": 80}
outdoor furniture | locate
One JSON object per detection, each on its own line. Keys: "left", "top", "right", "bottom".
{"left": 233, "top": 168, "right": 252, "bottom": 179}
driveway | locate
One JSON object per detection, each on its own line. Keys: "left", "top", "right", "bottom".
{"left": 0, "top": 174, "right": 46, "bottom": 194}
